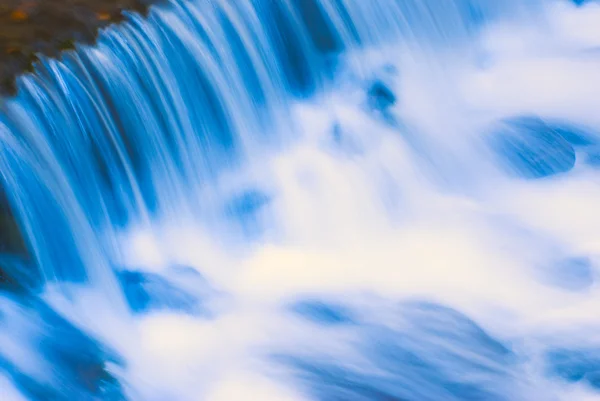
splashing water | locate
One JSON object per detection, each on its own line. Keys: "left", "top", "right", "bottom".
{"left": 2, "top": 0, "right": 600, "bottom": 399}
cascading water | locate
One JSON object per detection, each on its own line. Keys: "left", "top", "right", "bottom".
{"left": 2, "top": 0, "right": 600, "bottom": 399}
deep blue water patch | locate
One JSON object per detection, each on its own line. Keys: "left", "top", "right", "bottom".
{"left": 281, "top": 301, "right": 517, "bottom": 401}
{"left": 367, "top": 80, "right": 396, "bottom": 113}
{"left": 546, "top": 348, "right": 600, "bottom": 390}
{"left": 487, "top": 116, "right": 576, "bottom": 179}
{"left": 550, "top": 123, "right": 597, "bottom": 147}
{"left": 363, "top": 71, "right": 401, "bottom": 127}
{"left": 117, "top": 269, "right": 203, "bottom": 315}
{"left": 290, "top": 299, "right": 355, "bottom": 325}
{"left": 263, "top": 1, "right": 319, "bottom": 96}
{"left": 295, "top": 0, "right": 343, "bottom": 54}
{"left": 571, "top": 0, "right": 591, "bottom": 6}
{"left": 0, "top": 255, "right": 40, "bottom": 294}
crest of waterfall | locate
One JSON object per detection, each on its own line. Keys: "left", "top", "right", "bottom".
{"left": 0, "top": 0, "right": 541, "bottom": 287}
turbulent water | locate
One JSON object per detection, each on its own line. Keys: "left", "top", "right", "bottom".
{"left": 2, "top": 0, "right": 600, "bottom": 399}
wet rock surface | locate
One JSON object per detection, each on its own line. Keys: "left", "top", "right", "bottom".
{"left": 0, "top": 0, "right": 157, "bottom": 95}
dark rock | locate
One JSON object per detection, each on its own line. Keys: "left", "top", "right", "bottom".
{"left": 0, "top": 193, "right": 28, "bottom": 257}
{"left": 0, "top": 0, "right": 160, "bottom": 96}
{"left": 0, "top": 265, "right": 19, "bottom": 291}
{"left": 0, "top": 192, "right": 37, "bottom": 293}
{"left": 290, "top": 299, "right": 354, "bottom": 325}
{"left": 487, "top": 116, "right": 576, "bottom": 179}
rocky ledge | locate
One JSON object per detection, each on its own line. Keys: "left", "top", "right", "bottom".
{"left": 0, "top": 0, "right": 156, "bottom": 95}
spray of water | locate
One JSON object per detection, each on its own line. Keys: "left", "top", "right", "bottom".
{"left": 2, "top": 0, "right": 600, "bottom": 400}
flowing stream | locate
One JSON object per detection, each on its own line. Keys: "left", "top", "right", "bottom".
{"left": 2, "top": 0, "right": 600, "bottom": 400}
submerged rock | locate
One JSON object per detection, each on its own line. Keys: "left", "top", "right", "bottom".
{"left": 487, "top": 116, "right": 577, "bottom": 179}
{"left": 0, "top": 193, "right": 28, "bottom": 257}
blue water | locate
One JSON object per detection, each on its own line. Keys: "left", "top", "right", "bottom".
{"left": 2, "top": 0, "right": 600, "bottom": 399}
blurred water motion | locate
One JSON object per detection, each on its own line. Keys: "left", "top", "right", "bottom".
{"left": 2, "top": 0, "right": 600, "bottom": 400}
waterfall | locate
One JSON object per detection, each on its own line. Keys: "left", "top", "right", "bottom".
{"left": 2, "top": 0, "right": 600, "bottom": 400}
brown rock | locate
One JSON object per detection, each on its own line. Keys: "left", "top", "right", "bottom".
{"left": 0, "top": 0, "right": 160, "bottom": 96}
